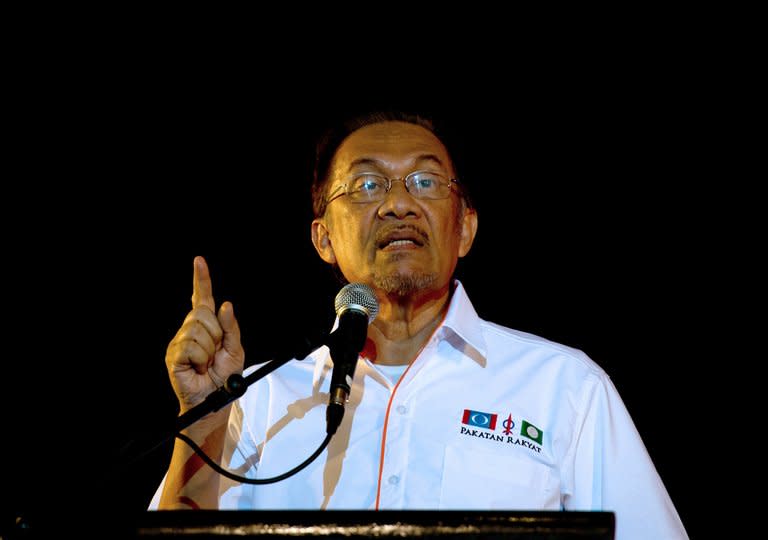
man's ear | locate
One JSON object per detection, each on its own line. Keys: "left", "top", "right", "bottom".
{"left": 311, "top": 218, "right": 337, "bottom": 264}
{"left": 458, "top": 207, "right": 478, "bottom": 258}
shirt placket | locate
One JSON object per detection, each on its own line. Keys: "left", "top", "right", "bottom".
{"left": 377, "top": 386, "right": 412, "bottom": 507}
{"left": 375, "top": 337, "right": 439, "bottom": 509}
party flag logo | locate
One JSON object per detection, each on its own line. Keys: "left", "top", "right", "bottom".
{"left": 462, "top": 409, "right": 498, "bottom": 430}
{"left": 521, "top": 420, "right": 543, "bottom": 444}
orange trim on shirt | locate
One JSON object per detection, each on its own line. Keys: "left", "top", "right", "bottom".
{"left": 374, "top": 312, "right": 447, "bottom": 510}
{"left": 374, "top": 361, "right": 413, "bottom": 510}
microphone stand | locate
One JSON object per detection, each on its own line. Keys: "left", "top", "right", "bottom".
{"left": 123, "top": 333, "right": 327, "bottom": 466}
{"left": 173, "top": 355, "right": 287, "bottom": 433}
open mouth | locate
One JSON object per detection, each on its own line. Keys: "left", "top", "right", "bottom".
{"left": 376, "top": 226, "right": 428, "bottom": 250}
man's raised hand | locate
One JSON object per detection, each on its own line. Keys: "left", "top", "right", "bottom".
{"left": 165, "top": 256, "right": 245, "bottom": 413}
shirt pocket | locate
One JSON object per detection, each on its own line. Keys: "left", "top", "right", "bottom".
{"left": 438, "top": 444, "right": 560, "bottom": 510}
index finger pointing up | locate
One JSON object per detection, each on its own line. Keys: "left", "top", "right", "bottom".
{"left": 191, "top": 256, "right": 216, "bottom": 311}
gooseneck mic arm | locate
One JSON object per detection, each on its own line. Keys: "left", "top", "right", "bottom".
{"left": 123, "top": 283, "right": 379, "bottom": 486}
{"left": 125, "top": 334, "right": 324, "bottom": 467}
{"left": 174, "top": 332, "right": 320, "bottom": 435}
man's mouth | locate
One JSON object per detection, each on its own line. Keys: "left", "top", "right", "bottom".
{"left": 376, "top": 226, "right": 429, "bottom": 250}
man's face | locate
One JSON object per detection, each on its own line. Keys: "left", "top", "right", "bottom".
{"left": 311, "top": 121, "right": 477, "bottom": 297}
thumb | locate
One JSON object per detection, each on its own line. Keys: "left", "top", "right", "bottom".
{"left": 218, "top": 301, "right": 244, "bottom": 360}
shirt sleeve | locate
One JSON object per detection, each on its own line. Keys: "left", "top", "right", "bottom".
{"left": 562, "top": 372, "right": 688, "bottom": 540}
{"left": 216, "top": 399, "right": 262, "bottom": 508}
{"left": 147, "top": 474, "right": 164, "bottom": 510}
{"left": 147, "top": 393, "right": 265, "bottom": 511}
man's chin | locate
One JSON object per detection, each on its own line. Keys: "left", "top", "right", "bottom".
{"left": 372, "top": 272, "right": 437, "bottom": 297}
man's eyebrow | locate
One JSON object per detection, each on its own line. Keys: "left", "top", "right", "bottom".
{"left": 347, "top": 154, "right": 446, "bottom": 172}
{"left": 347, "top": 158, "right": 383, "bottom": 171}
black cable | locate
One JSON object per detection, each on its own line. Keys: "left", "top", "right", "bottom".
{"left": 175, "top": 431, "right": 333, "bottom": 485}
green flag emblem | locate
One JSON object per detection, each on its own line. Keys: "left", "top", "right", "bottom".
{"left": 521, "top": 420, "right": 543, "bottom": 444}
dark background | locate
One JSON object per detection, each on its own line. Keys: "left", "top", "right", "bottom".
{"left": 1, "top": 34, "right": 721, "bottom": 538}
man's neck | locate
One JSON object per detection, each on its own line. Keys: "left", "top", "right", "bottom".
{"left": 362, "top": 286, "right": 452, "bottom": 366}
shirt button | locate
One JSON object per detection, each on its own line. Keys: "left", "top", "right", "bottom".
{"left": 396, "top": 405, "right": 407, "bottom": 415}
{"left": 388, "top": 475, "right": 400, "bottom": 485}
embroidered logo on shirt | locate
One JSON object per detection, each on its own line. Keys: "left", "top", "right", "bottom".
{"left": 461, "top": 409, "right": 498, "bottom": 430}
{"left": 502, "top": 414, "right": 515, "bottom": 435}
{"left": 520, "top": 420, "right": 543, "bottom": 444}
{"left": 459, "top": 410, "right": 544, "bottom": 454}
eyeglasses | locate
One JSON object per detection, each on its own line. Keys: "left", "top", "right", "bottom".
{"left": 326, "top": 170, "right": 460, "bottom": 205}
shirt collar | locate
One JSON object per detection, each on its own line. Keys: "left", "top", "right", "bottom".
{"left": 437, "top": 279, "right": 487, "bottom": 363}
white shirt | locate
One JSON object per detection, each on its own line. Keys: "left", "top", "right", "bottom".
{"left": 151, "top": 281, "right": 687, "bottom": 540}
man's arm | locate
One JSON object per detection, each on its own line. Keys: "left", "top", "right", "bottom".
{"left": 158, "top": 408, "right": 231, "bottom": 509}
{"left": 156, "top": 256, "right": 245, "bottom": 509}
{"left": 564, "top": 372, "right": 688, "bottom": 539}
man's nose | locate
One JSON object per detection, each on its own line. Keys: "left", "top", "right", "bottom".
{"left": 378, "top": 178, "right": 420, "bottom": 219}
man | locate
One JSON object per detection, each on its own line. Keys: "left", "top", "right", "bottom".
{"left": 152, "top": 111, "right": 687, "bottom": 539}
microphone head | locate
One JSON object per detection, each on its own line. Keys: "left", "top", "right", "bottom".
{"left": 335, "top": 283, "right": 379, "bottom": 323}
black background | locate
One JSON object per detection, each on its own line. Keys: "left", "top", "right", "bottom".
{"left": 1, "top": 29, "right": 723, "bottom": 539}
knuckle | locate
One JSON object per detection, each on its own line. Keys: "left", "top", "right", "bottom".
{"left": 186, "top": 305, "right": 210, "bottom": 321}
{"left": 171, "top": 340, "right": 200, "bottom": 364}
{"left": 166, "top": 340, "right": 190, "bottom": 365}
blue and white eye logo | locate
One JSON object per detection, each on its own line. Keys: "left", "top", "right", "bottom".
{"left": 461, "top": 409, "right": 498, "bottom": 430}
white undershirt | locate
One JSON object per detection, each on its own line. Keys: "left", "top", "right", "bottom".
{"left": 373, "top": 362, "right": 409, "bottom": 385}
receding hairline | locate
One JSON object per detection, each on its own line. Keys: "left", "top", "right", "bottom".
{"left": 330, "top": 121, "right": 456, "bottom": 177}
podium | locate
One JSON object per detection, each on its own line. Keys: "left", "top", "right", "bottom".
{"left": 8, "top": 510, "right": 614, "bottom": 539}
{"left": 135, "top": 510, "right": 614, "bottom": 539}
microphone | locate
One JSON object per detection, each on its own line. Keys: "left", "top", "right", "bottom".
{"left": 326, "top": 283, "right": 379, "bottom": 435}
